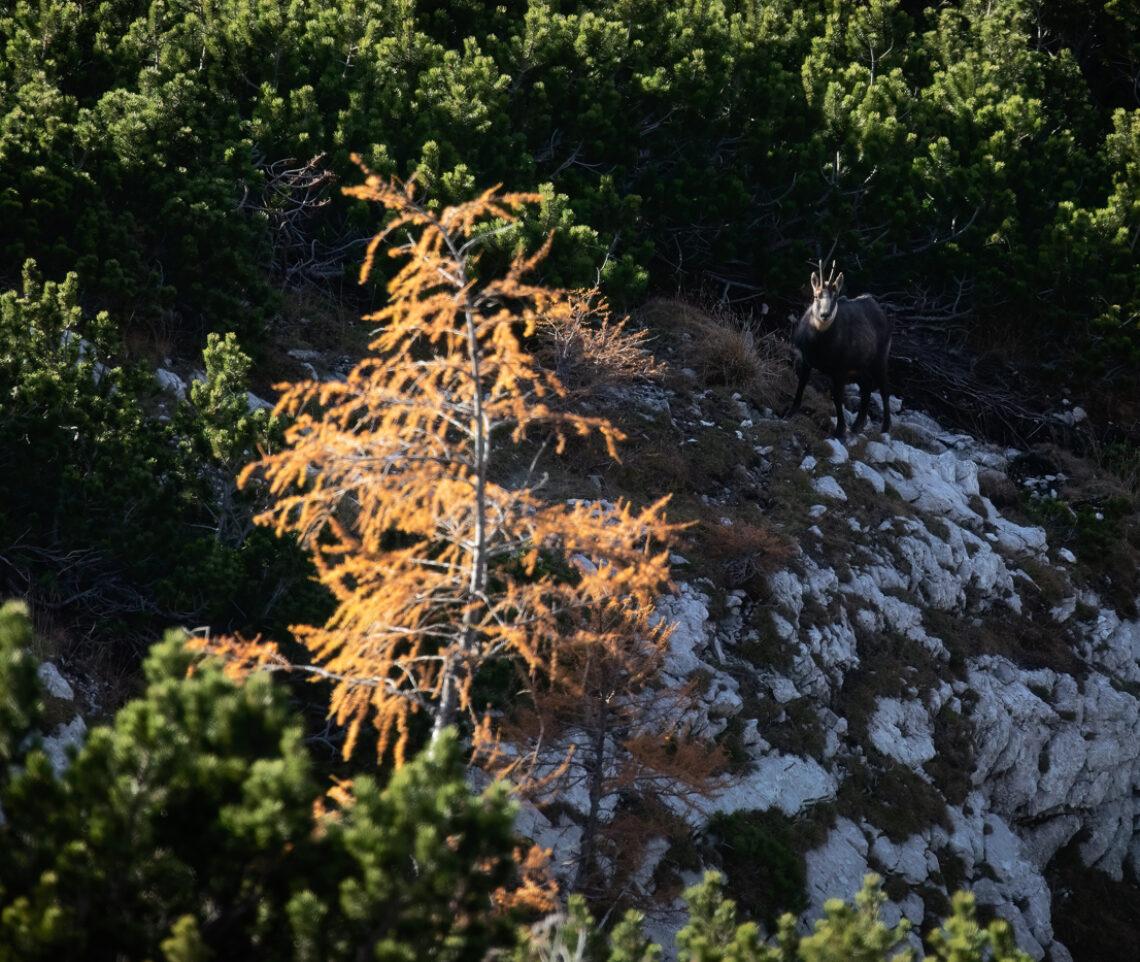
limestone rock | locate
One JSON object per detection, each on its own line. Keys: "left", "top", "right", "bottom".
{"left": 40, "top": 716, "right": 87, "bottom": 777}
{"left": 36, "top": 662, "right": 74, "bottom": 700}
{"left": 685, "top": 752, "right": 837, "bottom": 825}
{"left": 868, "top": 698, "right": 936, "bottom": 767}
{"left": 804, "top": 819, "right": 871, "bottom": 923}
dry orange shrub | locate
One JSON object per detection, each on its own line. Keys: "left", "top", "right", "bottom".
{"left": 698, "top": 518, "right": 799, "bottom": 588}
{"left": 533, "top": 289, "right": 666, "bottom": 396}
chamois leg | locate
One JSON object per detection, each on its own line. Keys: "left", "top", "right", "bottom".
{"left": 853, "top": 380, "right": 875, "bottom": 433}
{"left": 786, "top": 364, "right": 811, "bottom": 418}
{"left": 879, "top": 351, "right": 892, "bottom": 433}
{"left": 830, "top": 375, "right": 847, "bottom": 439}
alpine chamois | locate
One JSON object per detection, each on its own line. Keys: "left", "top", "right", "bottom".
{"left": 787, "top": 262, "right": 892, "bottom": 440}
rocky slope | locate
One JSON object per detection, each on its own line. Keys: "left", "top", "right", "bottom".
{"left": 518, "top": 317, "right": 1140, "bottom": 961}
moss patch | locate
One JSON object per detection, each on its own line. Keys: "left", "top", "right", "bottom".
{"left": 925, "top": 698, "right": 976, "bottom": 806}
{"left": 923, "top": 603, "right": 1086, "bottom": 679}
{"left": 703, "top": 808, "right": 811, "bottom": 927}
{"left": 1048, "top": 837, "right": 1140, "bottom": 962}
{"left": 836, "top": 753, "right": 951, "bottom": 843}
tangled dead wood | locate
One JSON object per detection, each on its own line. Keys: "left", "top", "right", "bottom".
{"left": 890, "top": 326, "right": 1087, "bottom": 451}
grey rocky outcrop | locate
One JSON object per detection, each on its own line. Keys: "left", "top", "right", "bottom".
{"left": 574, "top": 401, "right": 1140, "bottom": 961}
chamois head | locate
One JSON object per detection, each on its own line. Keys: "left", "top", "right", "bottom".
{"left": 808, "top": 261, "right": 845, "bottom": 332}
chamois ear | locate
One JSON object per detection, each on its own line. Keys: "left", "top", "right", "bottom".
{"left": 810, "top": 271, "right": 821, "bottom": 295}
{"left": 834, "top": 272, "right": 845, "bottom": 294}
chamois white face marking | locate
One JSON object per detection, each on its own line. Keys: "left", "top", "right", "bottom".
{"left": 809, "top": 270, "right": 842, "bottom": 332}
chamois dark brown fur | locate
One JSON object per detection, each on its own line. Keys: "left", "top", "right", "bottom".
{"left": 787, "top": 263, "right": 892, "bottom": 440}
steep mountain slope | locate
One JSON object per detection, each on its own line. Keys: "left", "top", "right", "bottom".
{"left": 514, "top": 299, "right": 1140, "bottom": 961}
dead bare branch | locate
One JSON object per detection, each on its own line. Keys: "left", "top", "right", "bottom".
{"left": 236, "top": 150, "right": 369, "bottom": 294}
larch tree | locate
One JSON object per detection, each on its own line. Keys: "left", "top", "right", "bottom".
{"left": 489, "top": 601, "right": 727, "bottom": 899}
{"left": 210, "top": 162, "right": 683, "bottom": 768}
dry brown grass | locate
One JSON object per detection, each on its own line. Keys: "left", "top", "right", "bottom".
{"left": 694, "top": 518, "right": 798, "bottom": 590}
{"left": 276, "top": 286, "right": 369, "bottom": 352}
{"left": 635, "top": 297, "right": 788, "bottom": 406}
{"left": 121, "top": 312, "right": 181, "bottom": 367}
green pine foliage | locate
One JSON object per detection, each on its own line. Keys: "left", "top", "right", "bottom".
{"left": 0, "top": 260, "right": 191, "bottom": 625}
{"left": 2, "top": 0, "right": 1135, "bottom": 332}
{"left": 706, "top": 810, "right": 809, "bottom": 928}
{"left": 191, "top": 331, "right": 280, "bottom": 468}
{"left": 0, "top": 607, "right": 1042, "bottom": 961}
{"left": 0, "top": 611, "right": 523, "bottom": 961}
{"left": 322, "top": 750, "right": 519, "bottom": 962}
{"left": 0, "top": 630, "right": 317, "bottom": 958}
{"left": 0, "top": 262, "right": 324, "bottom": 644}
{"left": 0, "top": 600, "right": 41, "bottom": 778}
{"left": 515, "top": 871, "right": 1035, "bottom": 962}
